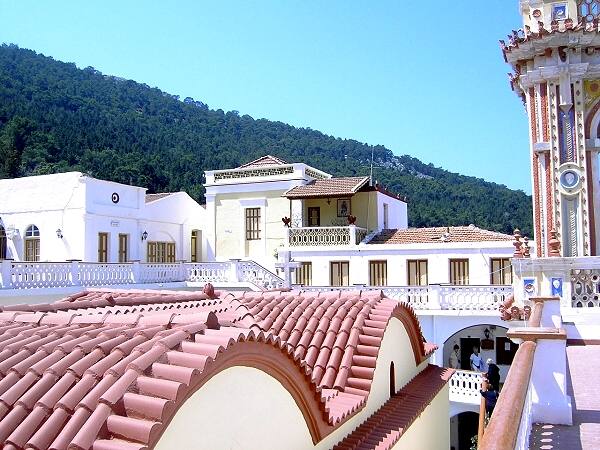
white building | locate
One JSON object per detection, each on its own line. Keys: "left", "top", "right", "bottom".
{"left": 0, "top": 172, "right": 206, "bottom": 263}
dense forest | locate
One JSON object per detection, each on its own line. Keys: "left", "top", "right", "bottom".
{"left": 0, "top": 44, "right": 532, "bottom": 234}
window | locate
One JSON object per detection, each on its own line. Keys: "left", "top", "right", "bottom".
{"left": 24, "top": 225, "right": 40, "bottom": 262}
{"left": 496, "top": 336, "right": 519, "bottom": 365}
{"left": 578, "top": 0, "right": 600, "bottom": 23}
{"left": 191, "top": 230, "right": 200, "bottom": 262}
{"left": 450, "top": 259, "right": 470, "bottom": 285}
{"left": 245, "top": 208, "right": 261, "bottom": 240}
{"left": 147, "top": 242, "right": 176, "bottom": 263}
{"left": 118, "top": 234, "right": 128, "bottom": 263}
{"left": 0, "top": 225, "right": 6, "bottom": 260}
{"left": 295, "top": 262, "right": 312, "bottom": 285}
{"left": 369, "top": 260, "right": 387, "bottom": 286}
{"left": 308, "top": 207, "right": 320, "bottom": 227}
{"left": 407, "top": 260, "right": 428, "bottom": 286}
{"left": 383, "top": 203, "right": 389, "bottom": 229}
{"left": 491, "top": 258, "right": 512, "bottom": 285}
{"left": 330, "top": 261, "right": 349, "bottom": 286}
{"left": 98, "top": 232, "right": 109, "bottom": 263}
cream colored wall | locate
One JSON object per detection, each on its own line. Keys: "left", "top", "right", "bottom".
{"left": 154, "top": 319, "right": 445, "bottom": 450}
{"left": 390, "top": 385, "right": 450, "bottom": 450}
{"left": 214, "top": 191, "right": 289, "bottom": 267}
{"left": 304, "top": 192, "right": 378, "bottom": 230}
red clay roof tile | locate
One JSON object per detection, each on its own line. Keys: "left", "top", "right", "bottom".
{"left": 0, "top": 287, "right": 436, "bottom": 449}
{"left": 369, "top": 225, "right": 513, "bottom": 245}
{"left": 284, "top": 176, "right": 370, "bottom": 199}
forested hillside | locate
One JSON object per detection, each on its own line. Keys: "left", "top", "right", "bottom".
{"left": 0, "top": 44, "right": 532, "bottom": 234}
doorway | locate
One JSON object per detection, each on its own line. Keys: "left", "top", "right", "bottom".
{"left": 308, "top": 207, "right": 320, "bottom": 226}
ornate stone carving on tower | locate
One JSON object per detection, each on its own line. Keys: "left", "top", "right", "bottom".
{"left": 502, "top": 0, "right": 600, "bottom": 257}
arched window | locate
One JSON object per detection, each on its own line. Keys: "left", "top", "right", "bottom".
{"left": 0, "top": 225, "right": 6, "bottom": 260}
{"left": 389, "top": 361, "right": 396, "bottom": 397}
{"left": 24, "top": 225, "right": 40, "bottom": 262}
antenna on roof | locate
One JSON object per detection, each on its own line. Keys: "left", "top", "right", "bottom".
{"left": 369, "top": 147, "right": 374, "bottom": 186}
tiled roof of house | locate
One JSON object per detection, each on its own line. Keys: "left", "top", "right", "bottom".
{"left": 0, "top": 288, "right": 437, "bottom": 449}
{"left": 238, "top": 155, "right": 288, "bottom": 168}
{"left": 145, "top": 193, "right": 174, "bottom": 203}
{"left": 333, "top": 364, "right": 453, "bottom": 450}
{"left": 369, "top": 226, "right": 513, "bottom": 245}
{"left": 284, "top": 176, "right": 370, "bottom": 199}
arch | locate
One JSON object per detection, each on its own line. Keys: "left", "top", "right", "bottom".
{"left": 25, "top": 225, "right": 40, "bottom": 237}
{"left": 585, "top": 97, "right": 600, "bottom": 139}
{"left": 0, "top": 224, "right": 6, "bottom": 260}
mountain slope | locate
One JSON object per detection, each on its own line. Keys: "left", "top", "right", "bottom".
{"left": 0, "top": 44, "right": 532, "bottom": 234}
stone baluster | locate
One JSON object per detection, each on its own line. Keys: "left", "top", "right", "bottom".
{"left": 428, "top": 284, "right": 442, "bottom": 309}
{"left": 513, "top": 228, "right": 524, "bottom": 258}
{"left": 229, "top": 259, "right": 241, "bottom": 283}
{"left": 523, "top": 236, "right": 531, "bottom": 258}
{"left": 548, "top": 229, "right": 561, "bottom": 257}
{"left": 0, "top": 259, "right": 13, "bottom": 289}
{"left": 131, "top": 260, "right": 141, "bottom": 284}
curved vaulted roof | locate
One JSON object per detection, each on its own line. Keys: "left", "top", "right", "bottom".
{"left": 0, "top": 288, "right": 436, "bottom": 449}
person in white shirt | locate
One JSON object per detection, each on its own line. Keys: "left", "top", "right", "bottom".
{"left": 470, "top": 346, "right": 485, "bottom": 372}
{"left": 448, "top": 344, "right": 461, "bottom": 369}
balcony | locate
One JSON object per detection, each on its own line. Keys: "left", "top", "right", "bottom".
{"left": 449, "top": 369, "right": 484, "bottom": 405}
{"left": 286, "top": 225, "right": 368, "bottom": 247}
{"left": 297, "top": 284, "right": 512, "bottom": 311}
{"left": 0, "top": 259, "right": 285, "bottom": 291}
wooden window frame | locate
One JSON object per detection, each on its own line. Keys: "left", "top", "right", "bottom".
{"left": 98, "top": 232, "right": 109, "bottom": 263}
{"left": 147, "top": 241, "right": 176, "bottom": 263}
{"left": 369, "top": 260, "right": 388, "bottom": 286}
{"left": 307, "top": 207, "right": 321, "bottom": 227}
{"left": 245, "top": 208, "right": 261, "bottom": 241}
{"left": 490, "top": 257, "right": 512, "bottom": 285}
{"left": 295, "top": 262, "right": 313, "bottom": 286}
{"left": 449, "top": 259, "right": 470, "bottom": 285}
{"left": 330, "top": 261, "right": 349, "bottom": 287}
{"left": 407, "top": 259, "right": 428, "bottom": 286}
{"left": 118, "top": 234, "right": 129, "bottom": 263}
{"left": 191, "top": 230, "right": 199, "bottom": 262}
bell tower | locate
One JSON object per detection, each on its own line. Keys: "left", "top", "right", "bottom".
{"left": 503, "top": 0, "right": 600, "bottom": 256}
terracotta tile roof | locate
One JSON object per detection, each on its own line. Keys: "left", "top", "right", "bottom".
{"left": 332, "top": 365, "right": 454, "bottom": 450}
{"left": 284, "top": 176, "right": 370, "bottom": 199}
{"left": 0, "top": 288, "right": 437, "bottom": 449}
{"left": 369, "top": 225, "right": 513, "bottom": 245}
{"left": 238, "top": 155, "right": 288, "bottom": 168}
{"left": 144, "top": 193, "right": 174, "bottom": 203}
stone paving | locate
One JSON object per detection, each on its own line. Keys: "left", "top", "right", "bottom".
{"left": 530, "top": 346, "right": 600, "bottom": 450}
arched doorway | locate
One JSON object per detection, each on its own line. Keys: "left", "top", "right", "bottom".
{"left": 450, "top": 411, "right": 479, "bottom": 450}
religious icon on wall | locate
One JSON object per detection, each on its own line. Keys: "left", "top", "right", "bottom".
{"left": 551, "top": 277, "right": 563, "bottom": 297}
{"left": 552, "top": 4, "right": 567, "bottom": 20}
{"left": 337, "top": 198, "right": 351, "bottom": 217}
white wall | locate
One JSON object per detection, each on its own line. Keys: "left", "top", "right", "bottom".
{"left": 376, "top": 191, "right": 407, "bottom": 230}
{"left": 290, "top": 244, "right": 514, "bottom": 286}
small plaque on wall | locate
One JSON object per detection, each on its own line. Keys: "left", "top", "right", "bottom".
{"left": 480, "top": 338, "right": 494, "bottom": 350}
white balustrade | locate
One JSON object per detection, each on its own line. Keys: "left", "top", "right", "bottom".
{"left": 439, "top": 285, "right": 510, "bottom": 311}
{"left": 237, "top": 260, "right": 285, "bottom": 290}
{"left": 78, "top": 262, "right": 134, "bottom": 286}
{"left": 287, "top": 226, "right": 368, "bottom": 247}
{"left": 186, "top": 262, "right": 230, "bottom": 283}
{"left": 8, "top": 262, "right": 73, "bottom": 289}
{"left": 449, "top": 369, "right": 483, "bottom": 404}
{"left": 382, "top": 286, "right": 430, "bottom": 309}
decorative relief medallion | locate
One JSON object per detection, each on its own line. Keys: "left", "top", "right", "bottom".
{"left": 584, "top": 80, "right": 600, "bottom": 107}
{"left": 557, "top": 163, "right": 584, "bottom": 195}
{"left": 532, "top": 9, "right": 542, "bottom": 18}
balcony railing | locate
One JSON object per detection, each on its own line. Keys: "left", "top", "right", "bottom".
{"left": 297, "top": 284, "right": 511, "bottom": 311}
{"left": 449, "top": 369, "right": 484, "bottom": 404}
{"left": 286, "top": 226, "right": 368, "bottom": 247}
{"left": 0, "top": 259, "right": 285, "bottom": 291}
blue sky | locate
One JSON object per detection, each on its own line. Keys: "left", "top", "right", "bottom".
{"left": 0, "top": 1, "right": 530, "bottom": 192}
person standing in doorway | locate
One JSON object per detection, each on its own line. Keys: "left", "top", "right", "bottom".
{"left": 486, "top": 358, "right": 500, "bottom": 391}
{"left": 449, "top": 344, "right": 461, "bottom": 369}
{"left": 470, "top": 346, "right": 484, "bottom": 372}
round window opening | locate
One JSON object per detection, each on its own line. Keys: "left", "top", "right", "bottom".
{"left": 111, "top": 192, "right": 120, "bottom": 204}
{"left": 560, "top": 170, "right": 580, "bottom": 190}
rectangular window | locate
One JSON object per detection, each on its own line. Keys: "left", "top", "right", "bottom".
{"left": 24, "top": 238, "right": 40, "bottom": 262}
{"left": 407, "top": 260, "right": 428, "bottom": 286}
{"left": 147, "top": 241, "right": 176, "bottom": 263}
{"left": 245, "top": 208, "right": 261, "bottom": 240}
{"left": 98, "top": 233, "right": 108, "bottom": 263}
{"left": 369, "top": 260, "right": 387, "bottom": 286}
{"left": 490, "top": 258, "right": 512, "bottom": 285}
{"left": 308, "top": 207, "right": 320, "bottom": 227}
{"left": 118, "top": 234, "right": 128, "bottom": 263}
{"left": 450, "top": 259, "right": 470, "bottom": 285}
{"left": 295, "top": 262, "right": 313, "bottom": 285}
{"left": 330, "top": 261, "right": 349, "bottom": 286}
{"left": 191, "top": 230, "right": 199, "bottom": 262}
